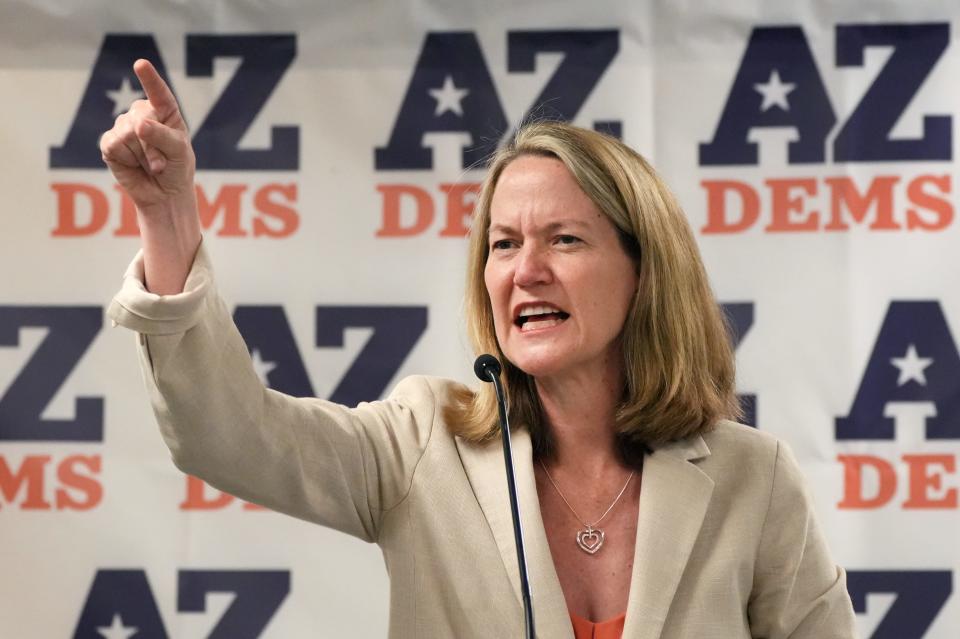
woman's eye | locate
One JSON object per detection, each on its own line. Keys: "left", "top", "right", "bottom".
{"left": 556, "top": 235, "right": 580, "bottom": 245}
{"left": 491, "top": 239, "right": 515, "bottom": 251}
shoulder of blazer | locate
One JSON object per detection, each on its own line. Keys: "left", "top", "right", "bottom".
{"left": 383, "top": 374, "right": 468, "bottom": 417}
{"left": 701, "top": 420, "right": 780, "bottom": 459}
{"left": 690, "top": 421, "right": 783, "bottom": 489}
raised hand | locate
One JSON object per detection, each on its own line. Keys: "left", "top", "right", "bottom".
{"left": 100, "top": 59, "right": 196, "bottom": 213}
{"left": 100, "top": 59, "right": 202, "bottom": 295}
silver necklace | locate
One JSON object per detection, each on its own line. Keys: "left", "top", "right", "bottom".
{"left": 538, "top": 460, "right": 636, "bottom": 555}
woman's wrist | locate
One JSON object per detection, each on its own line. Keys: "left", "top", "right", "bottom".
{"left": 137, "top": 193, "right": 202, "bottom": 295}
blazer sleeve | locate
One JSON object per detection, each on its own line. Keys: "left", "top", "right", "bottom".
{"left": 747, "top": 441, "right": 859, "bottom": 638}
{"left": 106, "top": 242, "right": 438, "bottom": 543}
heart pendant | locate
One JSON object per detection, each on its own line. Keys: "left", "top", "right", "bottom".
{"left": 576, "top": 527, "right": 605, "bottom": 554}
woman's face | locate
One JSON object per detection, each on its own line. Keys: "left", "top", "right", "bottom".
{"left": 484, "top": 155, "right": 639, "bottom": 382}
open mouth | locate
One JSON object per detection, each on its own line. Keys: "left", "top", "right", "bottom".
{"left": 514, "top": 304, "right": 570, "bottom": 332}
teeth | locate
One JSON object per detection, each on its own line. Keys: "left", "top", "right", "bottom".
{"left": 520, "top": 317, "right": 563, "bottom": 332}
{"left": 518, "top": 304, "right": 562, "bottom": 317}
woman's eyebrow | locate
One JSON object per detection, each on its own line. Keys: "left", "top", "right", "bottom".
{"left": 488, "top": 223, "right": 516, "bottom": 235}
{"left": 488, "top": 219, "right": 591, "bottom": 235}
{"left": 542, "top": 220, "right": 591, "bottom": 233}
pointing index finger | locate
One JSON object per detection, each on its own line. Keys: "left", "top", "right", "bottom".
{"left": 133, "top": 59, "right": 179, "bottom": 122}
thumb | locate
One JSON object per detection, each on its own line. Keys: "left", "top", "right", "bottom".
{"left": 136, "top": 119, "right": 189, "bottom": 173}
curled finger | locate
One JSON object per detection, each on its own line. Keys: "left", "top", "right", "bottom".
{"left": 100, "top": 128, "right": 141, "bottom": 169}
{"left": 126, "top": 101, "right": 167, "bottom": 172}
{"left": 116, "top": 114, "right": 154, "bottom": 174}
{"left": 136, "top": 118, "right": 187, "bottom": 170}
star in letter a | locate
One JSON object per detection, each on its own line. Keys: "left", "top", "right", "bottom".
{"left": 429, "top": 75, "right": 469, "bottom": 117}
{"left": 753, "top": 70, "right": 796, "bottom": 112}
{"left": 251, "top": 349, "right": 278, "bottom": 387}
{"left": 890, "top": 344, "right": 933, "bottom": 386}
{"left": 97, "top": 614, "right": 138, "bottom": 639}
{"left": 106, "top": 77, "right": 145, "bottom": 117}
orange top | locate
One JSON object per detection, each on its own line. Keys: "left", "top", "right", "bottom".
{"left": 569, "top": 610, "right": 626, "bottom": 639}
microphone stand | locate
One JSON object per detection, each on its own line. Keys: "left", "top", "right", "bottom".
{"left": 475, "top": 355, "right": 535, "bottom": 639}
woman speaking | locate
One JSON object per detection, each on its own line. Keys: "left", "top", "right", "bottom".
{"left": 103, "top": 59, "right": 857, "bottom": 638}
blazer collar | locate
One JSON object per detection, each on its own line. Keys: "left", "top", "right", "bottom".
{"left": 456, "top": 430, "right": 714, "bottom": 639}
{"left": 621, "top": 436, "right": 714, "bottom": 639}
{"left": 456, "top": 428, "right": 574, "bottom": 638}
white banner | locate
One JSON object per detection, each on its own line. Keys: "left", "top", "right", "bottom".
{"left": 1, "top": 1, "right": 957, "bottom": 636}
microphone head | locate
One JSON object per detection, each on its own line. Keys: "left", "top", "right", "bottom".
{"left": 473, "top": 354, "right": 502, "bottom": 381}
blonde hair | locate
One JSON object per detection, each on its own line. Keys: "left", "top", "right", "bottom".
{"left": 447, "top": 121, "right": 740, "bottom": 463}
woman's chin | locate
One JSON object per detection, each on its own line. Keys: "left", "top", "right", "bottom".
{"left": 505, "top": 355, "right": 569, "bottom": 380}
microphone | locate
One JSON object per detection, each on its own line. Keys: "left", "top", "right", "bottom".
{"left": 474, "top": 354, "right": 535, "bottom": 639}
{"left": 473, "top": 353, "right": 502, "bottom": 381}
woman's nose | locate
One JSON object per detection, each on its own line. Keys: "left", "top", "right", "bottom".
{"left": 513, "top": 245, "right": 552, "bottom": 287}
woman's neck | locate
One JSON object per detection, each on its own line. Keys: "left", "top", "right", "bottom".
{"left": 535, "top": 365, "right": 626, "bottom": 477}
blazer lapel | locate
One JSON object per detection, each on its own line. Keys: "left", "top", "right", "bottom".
{"left": 622, "top": 436, "right": 714, "bottom": 639}
{"left": 456, "top": 429, "right": 574, "bottom": 639}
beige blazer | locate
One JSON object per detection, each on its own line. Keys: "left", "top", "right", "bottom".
{"left": 107, "top": 244, "right": 857, "bottom": 638}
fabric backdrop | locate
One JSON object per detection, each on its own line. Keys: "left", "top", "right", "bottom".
{"left": 1, "top": 0, "right": 957, "bottom": 636}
